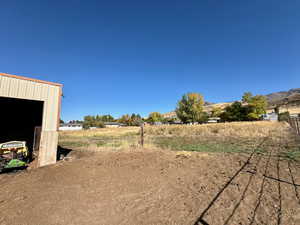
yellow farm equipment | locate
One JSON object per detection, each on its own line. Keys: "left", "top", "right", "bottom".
{"left": 0, "top": 141, "right": 29, "bottom": 172}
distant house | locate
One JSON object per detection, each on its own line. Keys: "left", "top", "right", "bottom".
{"left": 169, "top": 121, "right": 183, "bottom": 125}
{"left": 262, "top": 112, "right": 278, "bottom": 121}
{"left": 59, "top": 123, "right": 83, "bottom": 131}
{"left": 207, "top": 117, "right": 221, "bottom": 123}
{"left": 104, "top": 122, "right": 124, "bottom": 128}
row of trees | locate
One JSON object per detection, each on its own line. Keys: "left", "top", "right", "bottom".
{"left": 77, "top": 91, "right": 268, "bottom": 128}
{"left": 118, "top": 114, "right": 143, "bottom": 126}
{"left": 220, "top": 93, "right": 267, "bottom": 122}
{"left": 174, "top": 92, "right": 267, "bottom": 123}
{"left": 83, "top": 115, "right": 112, "bottom": 129}
{"left": 82, "top": 113, "right": 143, "bottom": 129}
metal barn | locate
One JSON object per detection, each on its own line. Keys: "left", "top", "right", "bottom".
{"left": 0, "top": 73, "right": 62, "bottom": 167}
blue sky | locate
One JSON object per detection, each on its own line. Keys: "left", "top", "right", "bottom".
{"left": 1, "top": 0, "right": 299, "bottom": 121}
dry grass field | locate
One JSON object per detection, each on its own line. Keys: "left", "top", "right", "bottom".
{"left": 59, "top": 126, "right": 140, "bottom": 152}
{"left": 1, "top": 121, "right": 300, "bottom": 225}
{"left": 59, "top": 122, "right": 300, "bottom": 160}
{"left": 144, "top": 121, "right": 282, "bottom": 137}
{"left": 59, "top": 121, "right": 288, "bottom": 150}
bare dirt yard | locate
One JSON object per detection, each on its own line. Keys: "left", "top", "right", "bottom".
{"left": 1, "top": 122, "right": 300, "bottom": 225}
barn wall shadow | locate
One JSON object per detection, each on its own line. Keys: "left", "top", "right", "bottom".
{"left": 57, "top": 146, "right": 73, "bottom": 161}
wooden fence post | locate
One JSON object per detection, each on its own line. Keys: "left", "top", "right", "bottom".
{"left": 140, "top": 123, "right": 144, "bottom": 147}
{"left": 288, "top": 117, "right": 300, "bottom": 136}
{"left": 296, "top": 119, "right": 300, "bottom": 135}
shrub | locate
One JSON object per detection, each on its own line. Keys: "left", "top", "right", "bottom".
{"left": 278, "top": 112, "right": 290, "bottom": 122}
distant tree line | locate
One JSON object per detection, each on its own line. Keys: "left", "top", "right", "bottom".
{"left": 172, "top": 92, "right": 268, "bottom": 123}
{"left": 82, "top": 115, "right": 111, "bottom": 129}
{"left": 118, "top": 114, "right": 143, "bottom": 126}
{"left": 74, "top": 91, "right": 270, "bottom": 128}
{"left": 82, "top": 113, "right": 143, "bottom": 129}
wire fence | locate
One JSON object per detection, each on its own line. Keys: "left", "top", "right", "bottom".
{"left": 192, "top": 130, "right": 300, "bottom": 225}
{"left": 288, "top": 117, "right": 300, "bottom": 135}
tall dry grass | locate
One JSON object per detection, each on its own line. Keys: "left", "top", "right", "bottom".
{"left": 144, "top": 121, "right": 288, "bottom": 139}
{"left": 144, "top": 121, "right": 295, "bottom": 153}
{"left": 59, "top": 127, "right": 140, "bottom": 138}
{"left": 59, "top": 127, "right": 140, "bottom": 152}
{"left": 58, "top": 122, "right": 296, "bottom": 154}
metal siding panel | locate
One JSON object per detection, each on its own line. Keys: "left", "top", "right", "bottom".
{"left": 47, "top": 87, "right": 55, "bottom": 130}
{"left": 0, "top": 76, "right": 10, "bottom": 96}
{"left": 0, "top": 76, "right": 59, "bottom": 100}
{"left": 52, "top": 86, "right": 60, "bottom": 130}
{"left": 0, "top": 75, "right": 61, "bottom": 167}
{"left": 9, "top": 78, "right": 19, "bottom": 97}
{"left": 0, "top": 76, "right": 3, "bottom": 94}
{"left": 38, "top": 131, "right": 58, "bottom": 166}
{"left": 0, "top": 76, "right": 61, "bottom": 132}
{"left": 43, "top": 86, "right": 59, "bottom": 131}
{"left": 40, "top": 85, "right": 49, "bottom": 131}
{"left": 28, "top": 81, "right": 35, "bottom": 99}
{"left": 17, "top": 79, "right": 27, "bottom": 98}
{"left": 33, "top": 82, "right": 43, "bottom": 99}
{"left": 42, "top": 87, "right": 50, "bottom": 130}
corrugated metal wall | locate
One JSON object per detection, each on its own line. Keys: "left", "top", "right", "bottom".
{"left": 0, "top": 74, "right": 62, "bottom": 166}
{"left": 0, "top": 75, "right": 60, "bottom": 131}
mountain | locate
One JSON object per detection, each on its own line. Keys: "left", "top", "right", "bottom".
{"left": 266, "top": 88, "right": 300, "bottom": 107}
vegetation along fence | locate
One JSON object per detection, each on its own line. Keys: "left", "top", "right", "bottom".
{"left": 288, "top": 117, "right": 300, "bottom": 135}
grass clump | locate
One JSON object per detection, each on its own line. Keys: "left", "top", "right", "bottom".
{"left": 279, "top": 148, "right": 300, "bottom": 162}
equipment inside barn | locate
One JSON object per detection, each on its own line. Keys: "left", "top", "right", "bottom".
{"left": 0, "top": 141, "right": 29, "bottom": 172}
{"left": 0, "top": 97, "right": 44, "bottom": 172}
{"left": 0, "top": 97, "right": 43, "bottom": 150}
{"left": 0, "top": 73, "right": 62, "bottom": 167}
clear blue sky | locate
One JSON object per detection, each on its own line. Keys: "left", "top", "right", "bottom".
{"left": 1, "top": 1, "right": 299, "bottom": 121}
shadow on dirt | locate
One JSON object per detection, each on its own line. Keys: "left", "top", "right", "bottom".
{"left": 57, "top": 146, "right": 73, "bottom": 161}
{"left": 0, "top": 166, "right": 28, "bottom": 174}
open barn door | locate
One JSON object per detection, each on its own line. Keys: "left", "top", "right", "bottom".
{"left": 0, "top": 97, "right": 44, "bottom": 163}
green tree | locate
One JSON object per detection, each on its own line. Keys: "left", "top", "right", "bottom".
{"left": 130, "top": 114, "right": 143, "bottom": 126}
{"left": 147, "top": 112, "right": 163, "bottom": 123}
{"left": 278, "top": 112, "right": 290, "bottom": 122}
{"left": 83, "top": 115, "right": 105, "bottom": 129}
{"left": 242, "top": 92, "right": 253, "bottom": 103}
{"left": 95, "top": 114, "right": 114, "bottom": 122}
{"left": 117, "top": 114, "right": 143, "bottom": 126}
{"left": 242, "top": 92, "right": 267, "bottom": 120}
{"left": 102, "top": 114, "right": 114, "bottom": 122}
{"left": 220, "top": 93, "right": 268, "bottom": 122}
{"left": 118, "top": 114, "right": 131, "bottom": 125}
{"left": 210, "top": 107, "right": 222, "bottom": 117}
{"left": 220, "top": 102, "right": 247, "bottom": 122}
{"left": 198, "top": 111, "right": 209, "bottom": 123}
{"left": 175, "top": 93, "right": 204, "bottom": 123}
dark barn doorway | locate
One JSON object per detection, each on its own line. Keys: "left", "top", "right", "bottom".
{"left": 0, "top": 97, "right": 44, "bottom": 158}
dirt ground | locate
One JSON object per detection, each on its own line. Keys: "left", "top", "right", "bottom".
{"left": 1, "top": 141, "right": 300, "bottom": 225}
